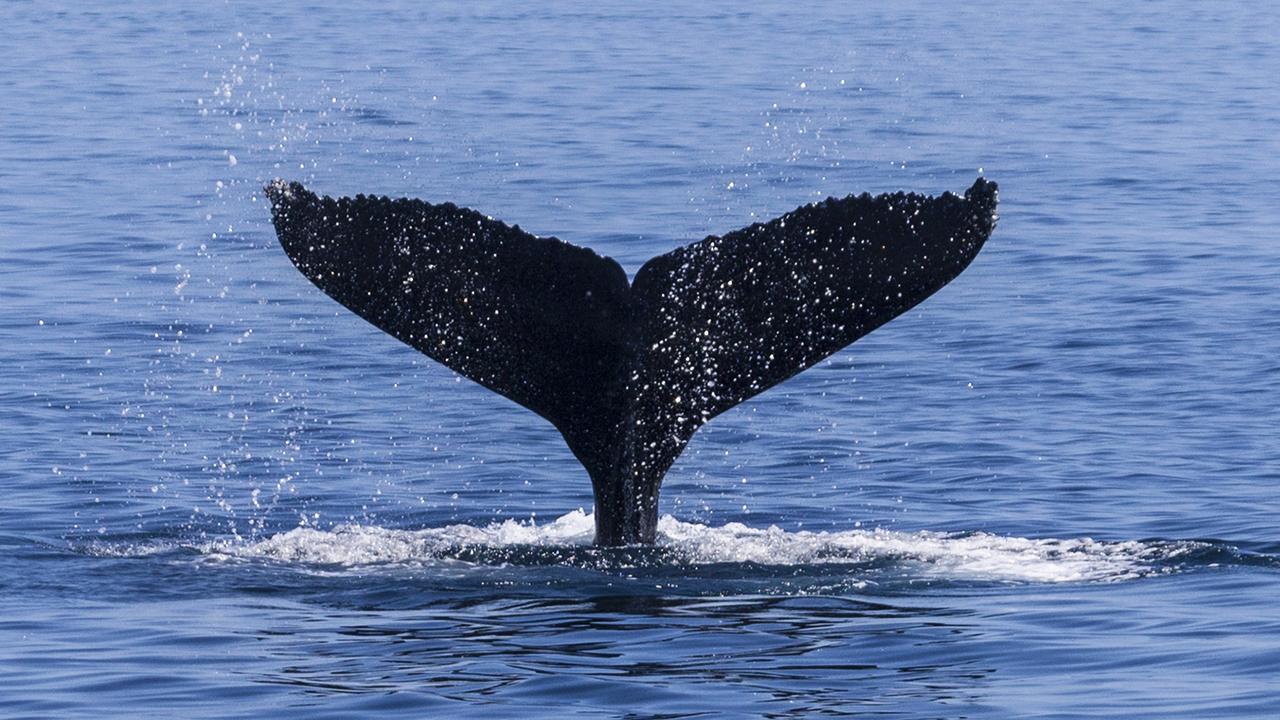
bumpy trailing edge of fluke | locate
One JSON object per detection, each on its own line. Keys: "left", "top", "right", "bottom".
{"left": 265, "top": 177, "right": 998, "bottom": 545}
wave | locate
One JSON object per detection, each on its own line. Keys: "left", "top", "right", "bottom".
{"left": 200, "top": 510, "right": 1209, "bottom": 584}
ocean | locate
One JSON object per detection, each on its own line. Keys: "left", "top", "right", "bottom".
{"left": 2, "top": 1, "right": 1278, "bottom": 717}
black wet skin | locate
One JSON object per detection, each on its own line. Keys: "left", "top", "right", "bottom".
{"left": 267, "top": 178, "right": 998, "bottom": 545}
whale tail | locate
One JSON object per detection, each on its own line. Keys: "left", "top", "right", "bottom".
{"left": 266, "top": 178, "right": 998, "bottom": 545}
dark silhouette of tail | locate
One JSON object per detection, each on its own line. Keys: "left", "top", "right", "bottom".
{"left": 266, "top": 178, "right": 998, "bottom": 545}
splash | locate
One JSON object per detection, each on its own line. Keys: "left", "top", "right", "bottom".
{"left": 204, "top": 510, "right": 1201, "bottom": 584}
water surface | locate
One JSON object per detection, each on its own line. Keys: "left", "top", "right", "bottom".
{"left": 3, "top": 1, "right": 1279, "bottom": 717}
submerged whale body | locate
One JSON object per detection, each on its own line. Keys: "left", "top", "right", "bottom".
{"left": 266, "top": 178, "right": 998, "bottom": 545}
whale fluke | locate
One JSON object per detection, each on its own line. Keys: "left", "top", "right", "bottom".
{"left": 266, "top": 178, "right": 998, "bottom": 545}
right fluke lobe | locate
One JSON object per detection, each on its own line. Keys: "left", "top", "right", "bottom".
{"left": 266, "top": 178, "right": 998, "bottom": 545}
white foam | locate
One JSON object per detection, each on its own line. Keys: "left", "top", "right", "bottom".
{"left": 659, "top": 518, "right": 1180, "bottom": 582}
{"left": 205, "top": 510, "right": 1192, "bottom": 584}
{"left": 213, "top": 509, "right": 596, "bottom": 565}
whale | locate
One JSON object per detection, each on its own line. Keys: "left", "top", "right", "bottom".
{"left": 266, "top": 178, "right": 998, "bottom": 545}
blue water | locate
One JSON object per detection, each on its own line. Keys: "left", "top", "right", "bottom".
{"left": 3, "top": 1, "right": 1279, "bottom": 717}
